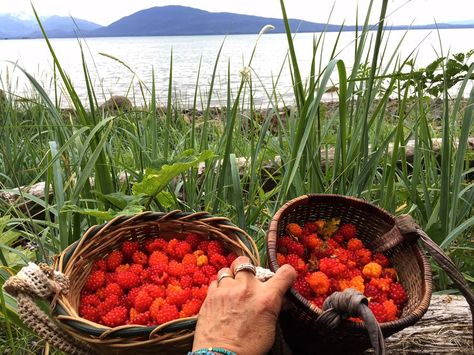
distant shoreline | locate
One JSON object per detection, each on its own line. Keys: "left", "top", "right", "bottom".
{"left": 2, "top": 25, "right": 474, "bottom": 41}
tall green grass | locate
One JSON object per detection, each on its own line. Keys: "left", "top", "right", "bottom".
{"left": 0, "top": 0, "right": 473, "bottom": 351}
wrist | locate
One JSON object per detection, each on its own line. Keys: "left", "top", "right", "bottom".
{"left": 188, "top": 347, "right": 237, "bottom": 355}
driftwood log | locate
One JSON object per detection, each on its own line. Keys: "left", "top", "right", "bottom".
{"left": 365, "top": 295, "right": 473, "bottom": 354}
{"left": 2, "top": 138, "right": 474, "bottom": 210}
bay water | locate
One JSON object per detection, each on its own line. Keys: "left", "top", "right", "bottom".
{"left": 1, "top": 28, "right": 473, "bottom": 107}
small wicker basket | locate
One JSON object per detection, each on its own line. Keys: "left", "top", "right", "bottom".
{"left": 267, "top": 194, "right": 434, "bottom": 354}
{"left": 53, "top": 210, "right": 260, "bottom": 355}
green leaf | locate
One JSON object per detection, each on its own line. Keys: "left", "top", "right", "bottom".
{"left": 133, "top": 150, "right": 214, "bottom": 197}
{"left": 95, "top": 191, "right": 145, "bottom": 210}
{"left": 156, "top": 191, "right": 175, "bottom": 209}
{"left": 62, "top": 205, "right": 145, "bottom": 221}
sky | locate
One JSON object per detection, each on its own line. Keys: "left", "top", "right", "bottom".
{"left": 1, "top": 0, "right": 473, "bottom": 27}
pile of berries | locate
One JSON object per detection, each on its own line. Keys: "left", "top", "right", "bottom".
{"left": 277, "top": 219, "right": 408, "bottom": 323}
{"left": 79, "top": 234, "right": 236, "bottom": 327}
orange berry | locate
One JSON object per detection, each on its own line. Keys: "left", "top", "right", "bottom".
{"left": 196, "top": 255, "right": 208, "bottom": 267}
{"left": 286, "top": 223, "right": 303, "bottom": 237}
{"left": 306, "top": 271, "right": 330, "bottom": 296}
{"left": 363, "top": 262, "right": 383, "bottom": 279}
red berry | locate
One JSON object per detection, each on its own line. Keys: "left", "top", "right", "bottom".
{"left": 85, "top": 270, "right": 106, "bottom": 291}
{"left": 207, "top": 240, "right": 225, "bottom": 256}
{"left": 185, "top": 233, "right": 201, "bottom": 249}
{"left": 79, "top": 304, "right": 100, "bottom": 323}
{"left": 285, "top": 254, "right": 307, "bottom": 274}
{"left": 122, "top": 241, "right": 139, "bottom": 259}
{"left": 192, "top": 270, "right": 208, "bottom": 286}
{"left": 174, "top": 241, "right": 192, "bottom": 260}
{"left": 180, "top": 298, "right": 202, "bottom": 317}
{"left": 209, "top": 254, "right": 228, "bottom": 269}
{"left": 389, "top": 283, "right": 408, "bottom": 306}
{"left": 126, "top": 287, "right": 142, "bottom": 308}
{"left": 152, "top": 302, "right": 179, "bottom": 325}
{"left": 200, "top": 265, "right": 217, "bottom": 278}
{"left": 197, "top": 240, "right": 209, "bottom": 253}
{"left": 149, "top": 265, "right": 169, "bottom": 285}
{"left": 166, "top": 285, "right": 191, "bottom": 306}
{"left": 168, "top": 260, "right": 185, "bottom": 277}
{"left": 115, "top": 270, "right": 140, "bottom": 290}
{"left": 180, "top": 275, "right": 193, "bottom": 289}
{"left": 338, "top": 224, "right": 357, "bottom": 240}
{"left": 149, "top": 251, "right": 169, "bottom": 267}
{"left": 129, "top": 308, "right": 151, "bottom": 325}
{"left": 145, "top": 238, "right": 168, "bottom": 253}
{"left": 293, "top": 277, "right": 313, "bottom": 299}
{"left": 104, "top": 283, "right": 123, "bottom": 297}
{"left": 144, "top": 284, "right": 166, "bottom": 299}
{"left": 106, "top": 250, "right": 124, "bottom": 271}
{"left": 81, "top": 294, "right": 101, "bottom": 307}
{"left": 132, "top": 251, "right": 148, "bottom": 265}
{"left": 369, "top": 302, "right": 387, "bottom": 323}
{"left": 134, "top": 289, "right": 154, "bottom": 313}
{"left": 347, "top": 238, "right": 364, "bottom": 251}
{"left": 102, "top": 306, "right": 128, "bottom": 327}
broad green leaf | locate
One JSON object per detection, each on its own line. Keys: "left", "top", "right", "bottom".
{"left": 133, "top": 150, "right": 214, "bottom": 197}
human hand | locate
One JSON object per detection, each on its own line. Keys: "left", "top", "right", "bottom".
{"left": 192, "top": 256, "right": 297, "bottom": 355}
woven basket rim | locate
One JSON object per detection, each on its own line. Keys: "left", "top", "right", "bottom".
{"left": 266, "top": 193, "right": 433, "bottom": 333}
{"left": 54, "top": 210, "right": 260, "bottom": 340}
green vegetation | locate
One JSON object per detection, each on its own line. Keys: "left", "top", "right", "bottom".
{"left": 0, "top": 0, "right": 473, "bottom": 352}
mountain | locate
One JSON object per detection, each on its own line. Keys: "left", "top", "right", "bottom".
{"left": 0, "top": 14, "right": 102, "bottom": 39}
{"left": 89, "top": 5, "right": 346, "bottom": 37}
{"left": 2, "top": 6, "right": 474, "bottom": 39}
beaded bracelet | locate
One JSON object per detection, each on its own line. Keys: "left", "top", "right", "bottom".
{"left": 188, "top": 347, "right": 237, "bottom": 355}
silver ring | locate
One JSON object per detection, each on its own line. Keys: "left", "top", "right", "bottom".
{"left": 217, "top": 272, "right": 233, "bottom": 285}
{"left": 234, "top": 263, "right": 257, "bottom": 276}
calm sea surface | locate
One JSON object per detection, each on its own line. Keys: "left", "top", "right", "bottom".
{"left": 1, "top": 28, "right": 473, "bottom": 107}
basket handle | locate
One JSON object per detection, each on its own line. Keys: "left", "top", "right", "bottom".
{"left": 3, "top": 263, "right": 96, "bottom": 355}
{"left": 373, "top": 214, "right": 474, "bottom": 346}
{"left": 317, "top": 288, "right": 385, "bottom": 355}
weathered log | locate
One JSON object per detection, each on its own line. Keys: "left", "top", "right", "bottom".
{"left": 365, "top": 294, "right": 473, "bottom": 354}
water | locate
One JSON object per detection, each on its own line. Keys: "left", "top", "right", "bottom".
{"left": 1, "top": 28, "right": 473, "bottom": 107}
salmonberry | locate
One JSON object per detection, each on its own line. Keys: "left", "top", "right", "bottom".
{"left": 362, "top": 262, "right": 383, "bottom": 279}
{"left": 106, "top": 250, "right": 124, "bottom": 272}
{"left": 293, "top": 277, "right": 313, "bottom": 299}
{"left": 79, "top": 304, "right": 100, "bottom": 323}
{"left": 149, "top": 251, "right": 169, "bottom": 266}
{"left": 185, "top": 233, "right": 201, "bottom": 249}
{"left": 389, "top": 283, "right": 408, "bottom": 306}
{"left": 369, "top": 302, "right": 387, "bottom": 323}
{"left": 122, "top": 241, "right": 139, "bottom": 259}
{"left": 85, "top": 270, "right": 106, "bottom": 291}
{"left": 115, "top": 270, "right": 140, "bottom": 290}
{"left": 168, "top": 260, "right": 185, "bottom": 277}
{"left": 132, "top": 251, "right": 148, "bottom": 265}
{"left": 209, "top": 254, "right": 228, "bottom": 270}
{"left": 174, "top": 241, "right": 192, "bottom": 260}
{"left": 306, "top": 271, "right": 330, "bottom": 296}
{"left": 152, "top": 302, "right": 179, "bottom": 325}
{"left": 347, "top": 238, "right": 364, "bottom": 251}
{"left": 338, "top": 224, "right": 357, "bottom": 240}
{"left": 286, "top": 223, "right": 303, "bottom": 237}
{"left": 129, "top": 308, "right": 151, "bottom": 325}
{"left": 102, "top": 306, "right": 128, "bottom": 327}
{"left": 207, "top": 240, "right": 224, "bottom": 256}
{"left": 180, "top": 298, "right": 202, "bottom": 318}
{"left": 104, "top": 283, "right": 123, "bottom": 297}
{"left": 134, "top": 289, "right": 154, "bottom": 313}
{"left": 145, "top": 238, "right": 168, "bottom": 253}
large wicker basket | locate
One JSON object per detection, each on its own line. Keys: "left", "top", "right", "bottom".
{"left": 267, "top": 194, "right": 434, "bottom": 354}
{"left": 53, "top": 210, "right": 260, "bottom": 355}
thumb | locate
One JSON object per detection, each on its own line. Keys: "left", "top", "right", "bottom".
{"left": 265, "top": 264, "right": 297, "bottom": 298}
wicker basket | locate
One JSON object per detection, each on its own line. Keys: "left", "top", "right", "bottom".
{"left": 53, "top": 210, "right": 260, "bottom": 355}
{"left": 267, "top": 194, "right": 433, "bottom": 354}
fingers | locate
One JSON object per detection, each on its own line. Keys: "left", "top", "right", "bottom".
{"left": 231, "top": 256, "right": 257, "bottom": 282}
{"left": 217, "top": 267, "right": 234, "bottom": 287}
{"left": 265, "top": 264, "right": 297, "bottom": 298}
